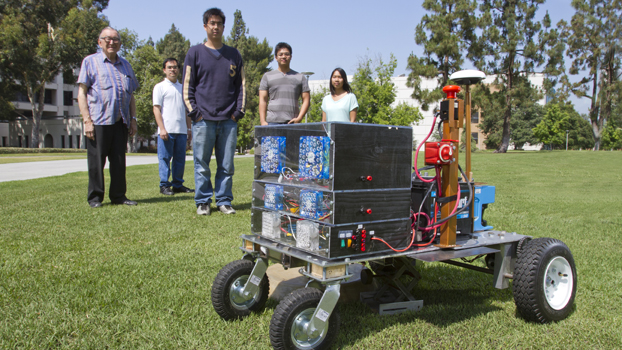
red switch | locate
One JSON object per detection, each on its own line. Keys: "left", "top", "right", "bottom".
{"left": 442, "top": 85, "right": 460, "bottom": 99}
{"left": 360, "top": 175, "right": 373, "bottom": 182}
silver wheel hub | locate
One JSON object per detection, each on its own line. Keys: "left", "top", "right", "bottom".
{"left": 291, "top": 307, "right": 328, "bottom": 349}
{"left": 543, "top": 256, "right": 573, "bottom": 310}
{"left": 229, "top": 275, "right": 258, "bottom": 310}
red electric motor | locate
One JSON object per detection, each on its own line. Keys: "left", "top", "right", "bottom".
{"left": 425, "top": 141, "right": 454, "bottom": 165}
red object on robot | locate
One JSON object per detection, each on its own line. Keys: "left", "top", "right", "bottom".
{"left": 425, "top": 141, "right": 454, "bottom": 165}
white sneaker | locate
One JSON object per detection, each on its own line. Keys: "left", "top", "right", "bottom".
{"left": 196, "top": 203, "right": 211, "bottom": 215}
{"left": 218, "top": 205, "right": 236, "bottom": 214}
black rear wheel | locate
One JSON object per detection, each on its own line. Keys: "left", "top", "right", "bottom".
{"left": 513, "top": 238, "right": 577, "bottom": 323}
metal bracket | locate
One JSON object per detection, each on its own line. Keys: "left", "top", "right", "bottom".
{"left": 307, "top": 282, "right": 341, "bottom": 339}
{"left": 493, "top": 242, "right": 517, "bottom": 289}
{"left": 241, "top": 257, "right": 268, "bottom": 298}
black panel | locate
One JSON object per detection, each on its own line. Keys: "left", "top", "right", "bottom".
{"left": 331, "top": 123, "right": 412, "bottom": 190}
{"left": 333, "top": 189, "right": 410, "bottom": 224}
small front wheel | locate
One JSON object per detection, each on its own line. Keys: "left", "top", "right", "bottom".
{"left": 211, "top": 259, "right": 269, "bottom": 320}
{"left": 270, "top": 287, "right": 340, "bottom": 350}
{"left": 513, "top": 238, "right": 577, "bottom": 323}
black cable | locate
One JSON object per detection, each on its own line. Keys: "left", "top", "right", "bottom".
{"left": 414, "top": 179, "right": 436, "bottom": 232}
{"left": 418, "top": 165, "right": 473, "bottom": 230}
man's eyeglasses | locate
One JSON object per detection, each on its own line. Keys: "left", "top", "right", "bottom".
{"left": 166, "top": 66, "right": 179, "bottom": 70}
{"left": 206, "top": 21, "right": 224, "bottom": 28}
{"left": 277, "top": 53, "right": 291, "bottom": 57}
{"left": 100, "top": 36, "right": 121, "bottom": 43}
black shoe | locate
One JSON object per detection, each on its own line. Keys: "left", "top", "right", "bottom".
{"left": 89, "top": 201, "right": 102, "bottom": 208}
{"left": 160, "top": 186, "right": 174, "bottom": 195}
{"left": 173, "top": 186, "right": 194, "bottom": 193}
{"left": 112, "top": 199, "right": 137, "bottom": 206}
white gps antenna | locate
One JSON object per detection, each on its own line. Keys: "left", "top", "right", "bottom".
{"left": 449, "top": 70, "right": 486, "bottom": 182}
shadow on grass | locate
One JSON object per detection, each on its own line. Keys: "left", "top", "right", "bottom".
{"left": 332, "top": 262, "right": 514, "bottom": 348}
{"left": 135, "top": 195, "right": 196, "bottom": 204}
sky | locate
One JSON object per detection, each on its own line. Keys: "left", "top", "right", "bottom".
{"left": 102, "top": 0, "right": 588, "bottom": 113}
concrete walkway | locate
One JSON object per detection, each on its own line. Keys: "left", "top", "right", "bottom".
{"left": 0, "top": 155, "right": 192, "bottom": 182}
{"left": 0, "top": 154, "right": 255, "bottom": 183}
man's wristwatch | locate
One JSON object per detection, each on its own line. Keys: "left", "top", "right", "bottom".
{"left": 131, "top": 116, "right": 137, "bottom": 121}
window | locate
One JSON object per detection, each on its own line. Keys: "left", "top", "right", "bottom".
{"left": 61, "top": 135, "right": 65, "bottom": 148}
{"left": 472, "top": 133, "right": 479, "bottom": 144}
{"left": 63, "top": 91, "right": 73, "bottom": 106}
{"left": 2, "top": 136, "right": 6, "bottom": 147}
{"left": 44, "top": 89, "right": 53, "bottom": 104}
{"left": 76, "top": 135, "right": 80, "bottom": 149}
{"left": 471, "top": 111, "right": 479, "bottom": 124}
{"left": 18, "top": 136, "right": 22, "bottom": 147}
{"left": 24, "top": 136, "right": 29, "bottom": 148}
{"left": 15, "top": 91, "right": 30, "bottom": 102}
{"left": 69, "top": 135, "right": 73, "bottom": 148}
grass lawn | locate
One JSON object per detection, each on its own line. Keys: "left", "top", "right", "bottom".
{"left": 0, "top": 154, "right": 87, "bottom": 164}
{"left": 1, "top": 151, "right": 621, "bottom": 349}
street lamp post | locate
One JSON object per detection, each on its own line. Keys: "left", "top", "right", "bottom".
{"left": 566, "top": 130, "right": 569, "bottom": 151}
{"left": 301, "top": 71, "right": 314, "bottom": 123}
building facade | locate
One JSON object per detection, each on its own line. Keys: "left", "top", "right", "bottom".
{"left": 2, "top": 71, "right": 83, "bottom": 148}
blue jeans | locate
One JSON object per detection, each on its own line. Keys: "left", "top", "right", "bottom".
{"left": 158, "top": 133, "right": 188, "bottom": 189}
{"left": 193, "top": 119, "right": 237, "bottom": 207}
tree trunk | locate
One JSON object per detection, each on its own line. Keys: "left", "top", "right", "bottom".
{"left": 26, "top": 83, "right": 45, "bottom": 148}
{"left": 589, "top": 66, "right": 601, "bottom": 151}
{"left": 127, "top": 134, "right": 138, "bottom": 153}
{"left": 497, "top": 68, "right": 513, "bottom": 153}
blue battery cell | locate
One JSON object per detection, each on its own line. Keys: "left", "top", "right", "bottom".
{"left": 299, "top": 190, "right": 324, "bottom": 219}
{"left": 261, "top": 136, "right": 286, "bottom": 174}
{"left": 264, "top": 184, "right": 284, "bottom": 210}
{"left": 299, "top": 136, "right": 330, "bottom": 179}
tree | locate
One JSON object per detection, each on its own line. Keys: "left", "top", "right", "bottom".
{"left": 473, "top": 75, "right": 544, "bottom": 150}
{"left": 351, "top": 55, "right": 423, "bottom": 126}
{"left": 307, "top": 87, "right": 329, "bottom": 123}
{"left": 0, "top": 75, "right": 17, "bottom": 120}
{"left": 224, "top": 10, "right": 272, "bottom": 151}
{"left": 0, "top": 0, "right": 109, "bottom": 147}
{"left": 124, "top": 38, "right": 163, "bottom": 150}
{"left": 406, "top": 0, "right": 478, "bottom": 111}
{"left": 156, "top": 24, "right": 190, "bottom": 66}
{"left": 601, "top": 123, "right": 622, "bottom": 149}
{"left": 533, "top": 104, "right": 570, "bottom": 149}
{"left": 560, "top": 0, "right": 622, "bottom": 150}
{"left": 471, "top": 0, "right": 564, "bottom": 153}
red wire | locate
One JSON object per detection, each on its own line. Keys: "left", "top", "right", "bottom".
{"left": 413, "top": 116, "right": 438, "bottom": 183}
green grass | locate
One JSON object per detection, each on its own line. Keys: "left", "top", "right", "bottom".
{"left": 0, "top": 154, "right": 87, "bottom": 164}
{"left": 1, "top": 151, "right": 621, "bottom": 349}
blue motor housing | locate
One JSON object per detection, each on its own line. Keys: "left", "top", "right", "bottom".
{"left": 473, "top": 185, "right": 495, "bottom": 231}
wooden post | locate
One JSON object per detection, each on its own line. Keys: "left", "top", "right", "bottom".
{"left": 438, "top": 97, "right": 461, "bottom": 248}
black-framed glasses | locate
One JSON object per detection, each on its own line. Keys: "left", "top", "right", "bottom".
{"left": 166, "top": 66, "right": 179, "bottom": 70}
{"left": 100, "top": 36, "right": 121, "bottom": 43}
{"left": 206, "top": 21, "right": 224, "bottom": 28}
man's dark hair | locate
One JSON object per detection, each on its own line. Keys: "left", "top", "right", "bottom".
{"left": 162, "top": 58, "right": 178, "bottom": 70}
{"left": 203, "top": 8, "right": 225, "bottom": 25}
{"left": 329, "top": 68, "right": 352, "bottom": 95}
{"left": 274, "top": 42, "right": 292, "bottom": 56}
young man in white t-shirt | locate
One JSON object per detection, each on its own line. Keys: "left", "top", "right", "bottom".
{"left": 153, "top": 58, "right": 193, "bottom": 195}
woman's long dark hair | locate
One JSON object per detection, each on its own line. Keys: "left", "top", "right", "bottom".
{"left": 329, "top": 68, "right": 351, "bottom": 95}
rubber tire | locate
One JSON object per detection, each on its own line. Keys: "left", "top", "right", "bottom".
{"left": 211, "top": 259, "right": 269, "bottom": 321}
{"left": 512, "top": 238, "right": 577, "bottom": 323}
{"left": 270, "top": 287, "right": 340, "bottom": 350}
{"left": 516, "top": 237, "right": 531, "bottom": 257}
